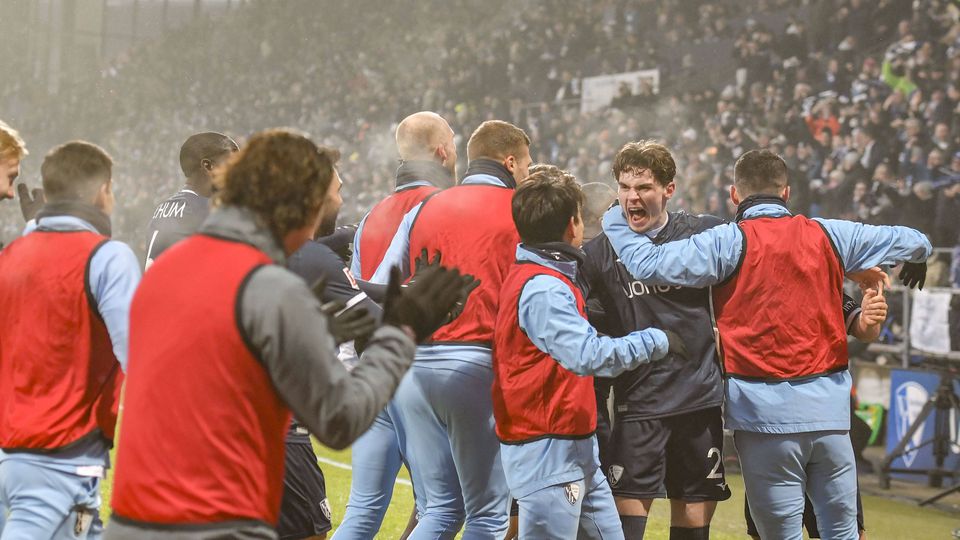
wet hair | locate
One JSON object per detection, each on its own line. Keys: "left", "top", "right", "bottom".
{"left": 612, "top": 140, "right": 676, "bottom": 186}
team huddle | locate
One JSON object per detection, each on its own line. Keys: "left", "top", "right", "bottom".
{"left": 0, "top": 112, "right": 931, "bottom": 540}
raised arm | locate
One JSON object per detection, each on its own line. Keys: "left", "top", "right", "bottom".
{"left": 601, "top": 206, "right": 743, "bottom": 288}
{"left": 814, "top": 218, "right": 931, "bottom": 273}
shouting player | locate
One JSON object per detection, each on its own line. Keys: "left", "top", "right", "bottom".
{"left": 581, "top": 141, "right": 730, "bottom": 540}
{"left": 601, "top": 149, "right": 931, "bottom": 539}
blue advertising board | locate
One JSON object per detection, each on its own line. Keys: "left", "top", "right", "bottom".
{"left": 886, "top": 369, "right": 960, "bottom": 484}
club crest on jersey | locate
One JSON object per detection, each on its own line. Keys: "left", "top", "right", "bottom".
{"left": 319, "top": 498, "right": 332, "bottom": 520}
{"left": 342, "top": 268, "right": 360, "bottom": 290}
{"left": 608, "top": 464, "right": 624, "bottom": 486}
{"left": 564, "top": 482, "right": 581, "bottom": 505}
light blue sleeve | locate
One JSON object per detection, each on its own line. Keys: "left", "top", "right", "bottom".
{"left": 88, "top": 240, "right": 142, "bottom": 372}
{"left": 601, "top": 206, "right": 743, "bottom": 287}
{"left": 813, "top": 218, "right": 932, "bottom": 272}
{"left": 349, "top": 213, "right": 368, "bottom": 278}
{"left": 517, "top": 275, "right": 669, "bottom": 378}
{"left": 21, "top": 219, "right": 36, "bottom": 235}
{"left": 368, "top": 203, "right": 422, "bottom": 284}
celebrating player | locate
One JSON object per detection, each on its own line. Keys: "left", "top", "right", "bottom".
{"left": 492, "top": 167, "right": 685, "bottom": 539}
{"left": 601, "top": 149, "right": 931, "bottom": 539}
{"left": 336, "top": 111, "right": 457, "bottom": 539}
{"left": 581, "top": 141, "right": 731, "bottom": 540}
{"left": 0, "top": 141, "right": 140, "bottom": 539}
{"left": 106, "top": 129, "right": 475, "bottom": 539}
{"left": 372, "top": 120, "right": 533, "bottom": 538}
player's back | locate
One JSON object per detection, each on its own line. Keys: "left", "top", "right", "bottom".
{"left": 408, "top": 183, "right": 518, "bottom": 346}
{"left": 144, "top": 189, "right": 209, "bottom": 269}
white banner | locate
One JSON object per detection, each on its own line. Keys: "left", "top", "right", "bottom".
{"left": 580, "top": 69, "right": 660, "bottom": 113}
{"left": 910, "top": 290, "right": 952, "bottom": 354}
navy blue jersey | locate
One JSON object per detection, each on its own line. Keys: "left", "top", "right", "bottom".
{"left": 145, "top": 189, "right": 210, "bottom": 269}
{"left": 285, "top": 240, "right": 382, "bottom": 443}
{"left": 581, "top": 211, "right": 726, "bottom": 420}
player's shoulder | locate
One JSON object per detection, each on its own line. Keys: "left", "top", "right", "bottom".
{"left": 668, "top": 211, "right": 727, "bottom": 235}
{"left": 288, "top": 240, "right": 351, "bottom": 284}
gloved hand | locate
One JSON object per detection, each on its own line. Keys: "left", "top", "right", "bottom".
{"left": 17, "top": 183, "right": 44, "bottom": 222}
{"left": 382, "top": 264, "right": 477, "bottom": 342}
{"left": 313, "top": 277, "right": 377, "bottom": 346}
{"left": 408, "top": 249, "right": 481, "bottom": 324}
{"left": 662, "top": 330, "right": 688, "bottom": 360}
{"left": 898, "top": 261, "right": 927, "bottom": 290}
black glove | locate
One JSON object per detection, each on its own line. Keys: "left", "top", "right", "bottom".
{"left": 382, "top": 264, "right": 474, "bottom": 342}
{"left": 445, "top": 275, "right": 481, "bottom": 324}
{"left": 408, "top": 249, "right": 480, "bottom": 325}
{"left": 17, "top": 184, "right": 44, "bottom": 222}
{"left": 662, "top": 330, "right": 689, "bottom": 360}
{"left": 313, "top": 277, "right": 377, "bottom": 346}
{"left": 898, "top": 261, "right": 927, "bottom": 290}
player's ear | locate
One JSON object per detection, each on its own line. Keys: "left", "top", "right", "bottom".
{"left": 781, "top": 185, "right": 791, "bottom": 202}
{"left": 729, "top": 185, "right": 741, "bottom": 206}
{"left": 503, "top": 155, "right": 516, "bottom": 173}
{"left": 664, "top": 181, "right": 676, "bottom": 198}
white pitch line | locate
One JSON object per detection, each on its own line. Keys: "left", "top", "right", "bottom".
{"left": 316, "top": 456, "right": 413, "bottom": 487}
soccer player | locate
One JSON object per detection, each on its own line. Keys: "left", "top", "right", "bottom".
{"left": 335, "top": 111, "right": 457, "bottom": 540}
{"left": 106, "top": 129, "right": 475, "bottom": 539}
{"left": 601, "top": 149, "right": 931, "bottom": 540}
{"left": 744, "top": 281, "right": 889, "bottom": 540}
{"left": 144, "top": 131, "right": 238, "bottom": 268}
{"left": 493, "top": 167, "right": 685, "bottom": 539}
{"left": 581, "top": 141, "right": 730, "bottom": 540}
{"left": 0, "top": 141, "right": 140, "bottom": 539}
{"left": 372, "top": 120, "right": 533, "bottom": 538}
{"left": 0, "top": 120, "right": 26, "bottom": 202}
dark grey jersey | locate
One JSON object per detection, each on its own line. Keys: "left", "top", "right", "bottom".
{"left": 581, "top": 211, "right": 727, "bottom": 420}
{"left": 145, "top": 189, "right": 210, "bottom": 269}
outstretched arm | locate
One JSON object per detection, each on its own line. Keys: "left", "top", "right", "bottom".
{"left": 518, "top": 275, "right": 670, "bottom": 378}
{"left": 601, "top": 206, "right": 743, "bottom": 287}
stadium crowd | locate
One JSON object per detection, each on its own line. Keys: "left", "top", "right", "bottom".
{"left": 1, "top": 0, "right": 958, "bottom": 256}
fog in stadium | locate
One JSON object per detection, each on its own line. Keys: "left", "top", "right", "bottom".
{"left": 1, "top": 1, "right": 960, "bottom": 539}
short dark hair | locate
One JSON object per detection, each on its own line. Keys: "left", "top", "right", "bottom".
{"left": 214, "top": 129, "right": 340, "bottom": 243}
{"left": 734, "top": 149, "right": 789, "bottom": 196}
{"left": 180, "top": 132, "right": 239, "bottom": 178}
{"left": 41, "top": 141, "right": 113, "bottom": 201}
{"left": 467, "top": 120, "right": 530, "bottom": 162}
{"left": 612, "top": 140, "right": 676, "bottom": 186}
{"left": 512, "top": 167, "right": 583, "bottom": 245}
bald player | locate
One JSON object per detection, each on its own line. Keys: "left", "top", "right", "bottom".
{"left": 336, "top": 112, "right": 457, "bottom": 540}
{"left": 371, "top": 120, "right": 532, "bottom": 539}
{"left": 351, "top": 111, "right": 456, "bottom": 280}
{"left": 144, "top": 132, "right": 238, "bottom": 268}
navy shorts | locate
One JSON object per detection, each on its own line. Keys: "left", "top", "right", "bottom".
{"left": 277, "top": 440, "right": 332, "bottom": 540}
{"left": 603, "top": 406, "right": 731, "bottom": 501}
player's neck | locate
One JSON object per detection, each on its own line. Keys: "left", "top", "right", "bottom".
{"left": 184, "top": 177, "right": 213, "bottom": 198}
